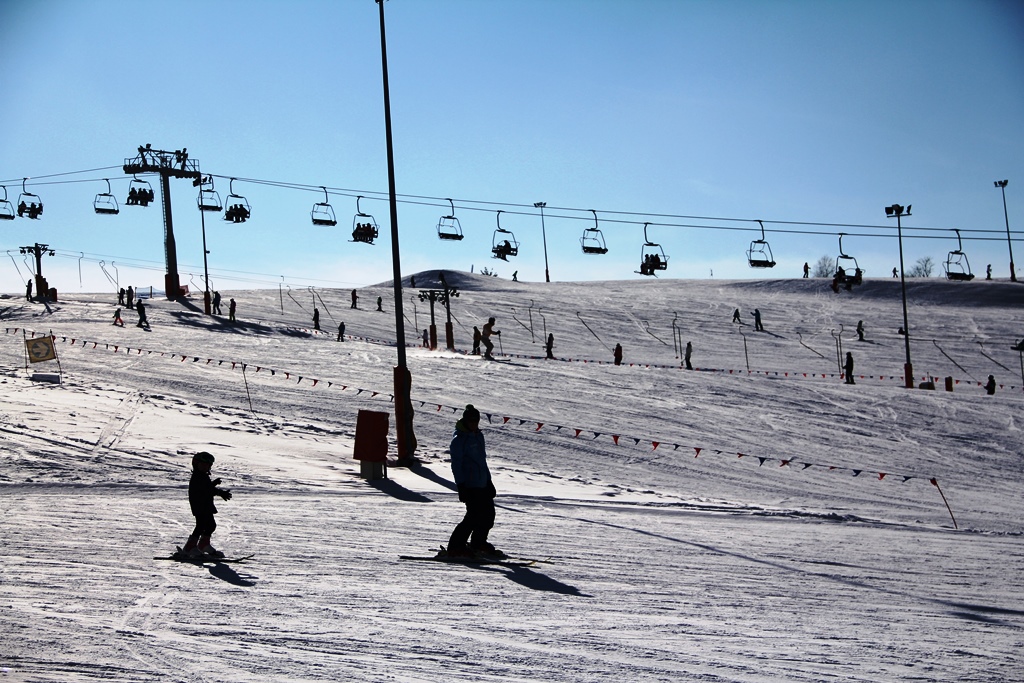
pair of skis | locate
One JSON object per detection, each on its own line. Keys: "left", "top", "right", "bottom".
{"left": 399, "top": 546, "right": 542, "bottom": 568}
{"left": 154, "top": 547, "right": 255, "bottom": 564}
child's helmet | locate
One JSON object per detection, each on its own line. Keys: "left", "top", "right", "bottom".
{"left": 194, "top": 451, "right": 215, "bottom": 464}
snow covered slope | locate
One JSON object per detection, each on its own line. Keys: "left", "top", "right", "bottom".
{"left": 1, "top": 274, "right": 1021, "bottom": 682}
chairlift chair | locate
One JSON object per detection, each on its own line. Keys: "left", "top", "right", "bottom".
{"left": 833, "top": 233, "right": 863, "bottom": 288}
{"left": 93, "top": 179, "right": 120, "bottom": 215}
{"left": 222, "top": 178, "right": 251, "bottom": 223}
{"left": 0, "top": 186, "right": 15, "bottom": 220}
{"left": 126, "top": 175, "right": 154, "bottom": 207}
{"left": 491, "top": 210, "right": 520, "bottom": 260}
{"left": 197, "top": 177, "right": 222, "bottom": 212}
{"left": 746, "top": 220, "right": 776, "bottom": 268}
{"left": 944, "top": 229, "right": 975, "bottom": 281}
{"left": 311, "top": 186, "right": 338, "bottom": 226}
{"left": 351, "top": 196, "right": 379, "bottom": 244}
{"left": 17, "top": 178, "right": 43, "bottom": 219}
{"left": 581, "top": 209, "right": 609, "bottom": 254}
{"left": 637, "top": 223, "right": 669, "bottom": 275}
{"left": 437, "top": 198, "right": 464, "bottom": 241}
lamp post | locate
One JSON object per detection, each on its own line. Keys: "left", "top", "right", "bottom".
{"left": 885, "top": 203, "right": 914, "bottom": 388}
{"left": 376, "top": 0, "right": 415, "bottom": 463}
{"left": 535, "top": 202, "right": 550, "bottom": 282}
{"left": 994, "top": 180, "right": 1016, "bottom": 282}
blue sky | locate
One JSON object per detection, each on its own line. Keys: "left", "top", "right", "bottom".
{"left": 2, "top": 0, "right": 1022, "bottom": 293}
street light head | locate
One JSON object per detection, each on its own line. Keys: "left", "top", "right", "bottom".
{"left": 905, "top": 204, "right": 911, "bottom": 215}
{"left": 534, "top": 202, "right": 546, "bottom": 209}
{"left": 995, "top": 179, "right": 1008, "bottom": 188}
{"left": 884, "top": 206, "right": 894, "bottom": 216}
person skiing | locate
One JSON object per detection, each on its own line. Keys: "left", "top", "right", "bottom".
{"left": 126, "top": 286, "right": 135, "bottom": 309}
{"left": 986, "top": 264, "right": 992, "bottom": 281}
{"left": 422, "top": 329, "right": 430, "bottom": 348}
{"left": 313, "top": 307, "right": 320, "bottom": 331}
{"left": 212, "top": 290, "right": 222, "bottom": 315}
{"left": 376, "top": 296, "right": 383, "bottom": 312}
{"left": 857, "top": 320, "right": 865, "bottom": 341}
{"left": 446, "top": 405, "right": 501, "bottom": 559}
{"left": 178, "top": 451, "right": 233, "bottom": 559}
{"left": 613, "top": 342, "right": 623, "bottom": 366}
{"left": 685, "top": 341, "right": 693, "bottom": 370}
{"left": 118, "top": 287, "right": 126, "bottom": 305}
{"left": 350, "top": 289, "right": 358, "bottom": 309}
{"left": 732, "top": 308, "right": 741, "bottom": 324}
{"left": 113, "top": 308, "right": 124, "bottom": 327}
{"left": 844, "top": 352, "right": 856, "bottom": 385}
{"left": 751, "top": 309, "right": 764, "bottom": 331}
{"left": 481, "top": 317, "right": 500, "bottom": 360}
{"left": 136, "top": 299, "right": 149, "bottom": 328}
{"left": 229, "top": 298, "right": 236, "bottom": 322}
{"left": 337, "top": 321, "right": 345, "bottom": 342}
{"left": 471, "top": 326, "right": 481, "bottom": 355}
{"left": 985, "top": 375, "right": 996, "bottom": 395}
{"left": 26, "top": 279, "right": 32, "bottom": 301}
{"left": 803, "top": 262, "right": 809, "bottom": 278}
{"left": 545, "top": 333, "right": 554, "bottom": 360}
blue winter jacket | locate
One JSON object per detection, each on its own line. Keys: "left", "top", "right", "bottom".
{"left": 450, "top": 420, "right": 491, "bottom": 489}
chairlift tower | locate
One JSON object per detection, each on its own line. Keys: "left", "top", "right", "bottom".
{"left": 20, "top": 243, "right": 56, "bottom": 300}
{"left": 123, "top": 145, "right": 202, "bottom": 299}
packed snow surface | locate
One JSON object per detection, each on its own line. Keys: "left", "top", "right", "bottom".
{"left": 1, "top": 273, "right": 1022, "bottom": 682}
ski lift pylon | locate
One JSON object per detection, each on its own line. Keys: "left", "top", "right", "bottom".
{"left": 0, "top": 185, "right": 15, "bottom": 220}
{"left": 491, "top": 210, "right": 519, "bottom": 260}
{"left": 93, "top": 179, "right": 120, "bottom": 215}
{"left": 746, "top": 219, "right": 776, "bottom": 268}
{"left": 637, "top": 222, "right": 668, "bottom": 276}
{"left": 17, "top": 178, "right": 43, "bottom": 219}
{"left": 311, "top": 186, "right": 337, "bottom": 226}
{"left": 223, "top": 178, "right": 251, "bottom": 223}
{"left": 581, "top": 209, "right": 609, "bottom": 254}
{"left": 944, "top": 229, "right": 975, "bottom": 281}
{"left": 351, "top": 196, "right": 379, "bottom": 244}
{"left": 437, "top": 198, "right": 464, "bottom": 241}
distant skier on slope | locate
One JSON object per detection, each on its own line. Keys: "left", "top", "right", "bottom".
{"left": 985, "top": 375, "right": 996, "bottom": 395}
{"left": 844, "top": 352, "right": 855, "bottom": 385}
{"left": 751, "top": 309, "right": 764, "bottom": 331}
{"left": 613, "top": 342, "right": 623, "bottom": 366}
{"left": 472, "top": 326, "right": 481, "bottom": 355}
{"left": 445, "top": 405, "right": 503, "bottom": 559}
{"left": 178, "top": 451, "right": 233, "bottom": 559}
{"left": 482, "top": 317, "right": 500, "bottom": 360}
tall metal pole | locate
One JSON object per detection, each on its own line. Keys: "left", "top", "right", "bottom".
{"left": 377, "top": 0, "right": 415, "bottom": 462}
{"left": 995, "top": 180, "right": 1016, "bottom": 282}
{"left": 887, "top": 203, "right": 913, "bottom": 388}
{"left": 199, "top": 174, "right": 211, "bottom": 315}
{"left": 535, "top": 202, "right": 550, "bottom": 282}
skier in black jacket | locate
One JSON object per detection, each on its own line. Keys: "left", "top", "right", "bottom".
{"left": 179, "top": 451, "right": 232, "bottom": 558}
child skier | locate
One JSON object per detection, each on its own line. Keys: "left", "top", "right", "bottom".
{"left": 178, "top": 451, "right": 233, "bottom": 558}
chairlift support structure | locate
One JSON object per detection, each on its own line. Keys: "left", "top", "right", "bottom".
{"left": 436, "top": 198, "right": 464, "bottom": 241}
{"left": 351, "top": 196, "right": 379, "bottom": 244}
{"left": 581, "top": 209, "right": 609, "bottom": 254}
{"left": 491, "top": 210, "right": 519, "bottom": 260}
{"left": 223, "top": 178, "right": 251, "bottom": 223}
{"left": 311, "top": 186, "right": 337, "bottom": 226}
{"left": 93, "top": 179, "right": 119, "bottom": 215}
{"left": 197, "top": 177, "right": 222, "bottom": 212}
{"left": 17, "top": 178, "right": 43, "bottom": 219}
{"left": 638, "top": 222, "right": 668, "bottom": 276}
{"left": 944, "top": 229, "right": 975, "bottom": 281}
{"left": 0, "top": 186, "right": 15, "bottom": 220}
{"left": 746, "top": 219, "right": 776, "bottom": 268}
